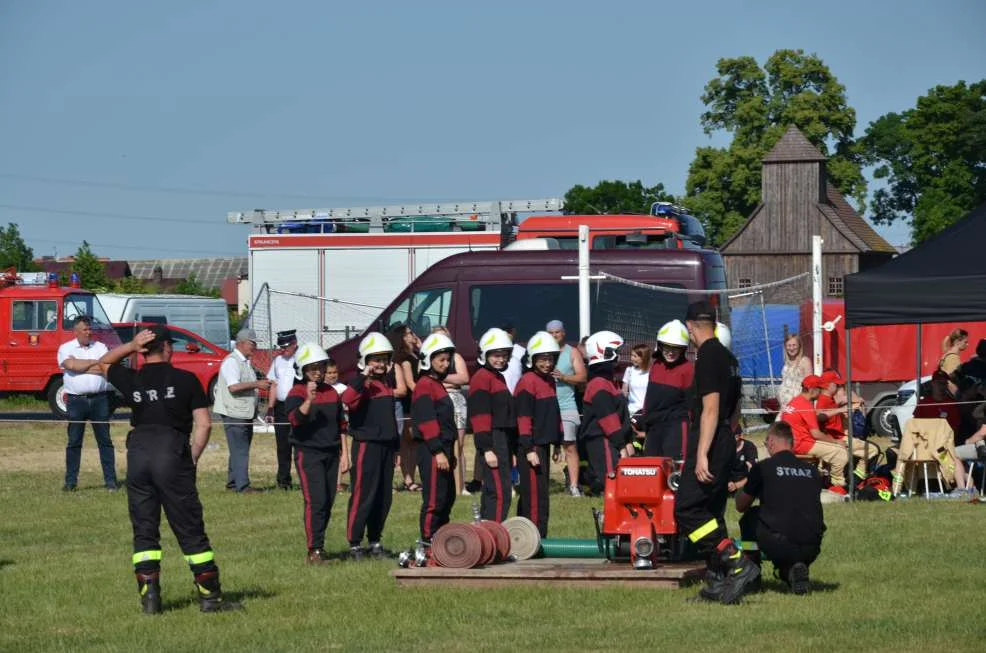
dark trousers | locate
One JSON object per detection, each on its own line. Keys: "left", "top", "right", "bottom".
{"left": 417, "top": 443, "right": 456, "bottom": 542}
{"left": 223, "top": 417, "right": 254, "bottom": 491}
{"left": 674, "top": 426, "right": 736, "bottom": 561}
{"left": 295, "top": 447, "right": 340, "bottom": 552}
{"left": 644, "top": 418, "right": 688, "bottom": 459}
{"left": 127, "top": 426, "right": 215, "bottom": 576}
{"left": 585, "top": 436, "right": 621, "bottom": 495}
{"left": 517, "top": 444, "right": 551, "bottom": 537}
{"left": 65, "top": 393, "right": 117, "bottom": 488}
{"left": 479, "top": 432, "right": 513, "bottom": 522}
{"left": 739, "top": 509, "right": 821, "bottom": 576}
{"left": 346, "top": 440, "right": 396, "bottom": 545}
{"left": 272, "top": 404, "right": 293, "bottom": 487}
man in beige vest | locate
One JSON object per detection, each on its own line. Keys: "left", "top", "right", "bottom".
{"left": 214, "top": 329, "right": 270, "bottom": 493}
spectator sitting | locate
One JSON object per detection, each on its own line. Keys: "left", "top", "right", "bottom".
{"left": 727, "top": 426, "right": 758, "bottom": 494}
{"left": 781, "top": 375, "right": 854, "bottom": 497}
{"left": 911, "top": 370, "right": 969, "bottom": 491}
{"left": 959, "top": 338, "right": 986, "bottom": 389}
{"left": 939, "top": 328, "right": 969, "bottom": 395}
{"left": 815, "top": 370, "right": 877, "bottom": 476}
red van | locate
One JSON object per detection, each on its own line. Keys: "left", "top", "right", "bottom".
{"left": 326, "top": 248, "right": 727, "bottom": 377}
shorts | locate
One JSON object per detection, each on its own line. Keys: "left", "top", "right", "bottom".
{"left": 561, "top": 410, "right": 580, "bottom": 443}
{"left": 448, "top": 389, "right": 467, "bottom": 431}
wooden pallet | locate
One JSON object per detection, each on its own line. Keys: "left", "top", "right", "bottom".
{"left": 392, "top": 558, "right": 705, "bottom": 589}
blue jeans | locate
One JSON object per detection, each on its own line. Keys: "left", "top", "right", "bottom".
{"left": 223, "top": 417, "right": 254, "bottom": 491}
{"left": 65, "top": 393, "right": 117, "bottom": 488}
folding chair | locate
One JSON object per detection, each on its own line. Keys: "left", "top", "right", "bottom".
{"left": 893, "top": 418, "right": 956, "bottom": 498}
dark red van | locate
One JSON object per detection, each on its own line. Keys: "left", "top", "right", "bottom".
{"left": 326, "top": 248, "right": 727, "bottom": 377}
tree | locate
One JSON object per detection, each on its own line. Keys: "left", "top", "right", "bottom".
{"left": 686, "top": 49, "right": 864, "bottom": 246}
{"left": 174, "top": 273, "right": 219, "bottom": 297}
{"left": 112, "top": 275, "right": 149, "bottom": 293}
{"left": 563, "top": 180, "right": 675, "bottom": 215}
{"left": 862, "top": 80, "right": 986, "bottom": 243}
{"left": 0, "top": 223, "right": 39, "bottom": 271}
{"left": 70, "top": 241, "right": 109, "bottom": 290}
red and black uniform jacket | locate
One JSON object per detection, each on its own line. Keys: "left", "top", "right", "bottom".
{"left": 578, "top": 373, "right": 631, "bottom": 445}
{"left": 411, "top": 375, "right": 456, "bottom": 454}
{"left": 286, "top": 382, "right": 346, "bottom": 450}
{"left": 342, "top": 374, "right": 399, "bottom": 445}
{"left": 640, "top": 358, "right": 694, "bottom": 428}
{"left": 514, "top": 370, "right": 563, "bottom": 454}
{"left": 467, "top": 366, "right": 516, "bottom": 454}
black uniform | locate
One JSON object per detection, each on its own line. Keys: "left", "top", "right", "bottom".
{"left": 412, "top": 375, "right": 457, "bottom": 542}
{"left": 730, "top": 438, "right": 759, "bottom": 484}
{"left": 739, "top": 450, "right": 826, "bottom": 575}
{"left": 579, "top": 364, "right": 632, "bottom": 496}
{"left": 674, "top": 337, "right": 742, "bottom": 559}
{"left": 106, "top": 362, "right": 225, "bottom": 608}
{"left": 342, "top": 374, "right": 400, "bottom": 547}
{"left": 514, "top": 370, "right": 563, "bottom": 537}
{"left": 468, "top": 366, "right": 516, "bottom": 522}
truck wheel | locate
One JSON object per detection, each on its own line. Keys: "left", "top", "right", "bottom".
{"left": 47, "top": 377, "right": 68, "bottom": 419}
{"left": 868, "top": 397, "right": 896, "bottom": 438}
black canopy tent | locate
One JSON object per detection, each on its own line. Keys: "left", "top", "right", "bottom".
{"left": 841, "top": 202, "right": 986, "bottom": 497}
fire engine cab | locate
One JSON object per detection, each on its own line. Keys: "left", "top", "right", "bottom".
{"left": 0, "top": 270, "right": 121, "bottom": 417}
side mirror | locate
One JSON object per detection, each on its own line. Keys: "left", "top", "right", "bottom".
{"left": 185, "top": 342, "right": 201, "bottom": 354}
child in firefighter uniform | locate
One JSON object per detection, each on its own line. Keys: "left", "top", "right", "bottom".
{"left": 578, "top": 331, "right": 634, "bottom": 496}
{"left": 468, "top": 328, "right": 517, "bottom": 522}
{"left": 286, "top": 343, "right": 345, "bottom": 565}
{"left": 641, "top": 319, "right": 694, "bottom": 459}
{"left": 514, "top": 331, "right": 563, "bottom": 537}
{"left": 411, "top": 332, "right": 459, "bottom": 547}
{"left": 97, "top": 325, "right": 240, "bottom": 614}
{"left": 342, "top": 332, "right": 400, "bottom": 560}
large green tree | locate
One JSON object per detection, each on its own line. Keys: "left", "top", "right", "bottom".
{"left": 70, "top": 241, "right": 109, "bottom": 290}
{"left": 862, "top": 79, "right": 986, "bottom": 243}
{"left": 686, "top": 49, "right": 865, "bottom": 246}
{"left": 174, "top": 273, "right": 219, "bottom": 297}
{"left": 0, "top": 223, "right": 39, "bottom": 271}
{"left": 563, "top": 179, "right": 675, "bottom": 215}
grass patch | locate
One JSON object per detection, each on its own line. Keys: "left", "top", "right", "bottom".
{"left": 0, "top": 423, "right": 984, "bottom": 652}
{"left": 0, "top": 394, "right": 49, "bottom": 412}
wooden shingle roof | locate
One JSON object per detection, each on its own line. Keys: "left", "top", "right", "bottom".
{"left": 823, "top": 183, "right": 896, "bottom": 253}
{"left": 763, "top": 125, "right": 828, "bottom": 163}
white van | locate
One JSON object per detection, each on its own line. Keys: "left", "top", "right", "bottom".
{"left": 98, "top": 294, "right": 230, "bottom": 346}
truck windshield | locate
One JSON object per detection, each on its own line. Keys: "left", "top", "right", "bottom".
{"left": 382, "top": 287, "right": 452, "bottom": 338}
{"left": 63, "top": 293, "right": 114, "bottom": 330}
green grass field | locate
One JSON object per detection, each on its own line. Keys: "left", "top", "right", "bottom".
{"left": 1, "top": 422, "right": 984, "bottom": 653}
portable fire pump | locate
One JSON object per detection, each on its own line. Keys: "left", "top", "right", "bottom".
{"left": 592, "top": 456, "right": 682, "bottom": 569}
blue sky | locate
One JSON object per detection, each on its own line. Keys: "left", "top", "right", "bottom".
{"left": 1, "top": 0, "right": 983, "bottom": 260}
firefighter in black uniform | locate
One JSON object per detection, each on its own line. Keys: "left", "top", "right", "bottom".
{"left": 97, "top": 326, "right": 240, "bottom": 614}
{"left": 468, "top": 327, "right": 517, "bottom": 522}
{"left": 736, "top": 421, "right": 826, "bottom": 595}
{"left": 674, "top": 301, "right": 759, "bottom": 605}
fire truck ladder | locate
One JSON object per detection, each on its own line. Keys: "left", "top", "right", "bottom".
{"left": 226, "top": 198, "right": 563, "bottom": 233}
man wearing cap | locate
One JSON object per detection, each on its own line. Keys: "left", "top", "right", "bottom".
{"left": 546, "top": 319, "right": 587, "bottom": 496}
{"left": 816, "top": 370, "right": 874, "bottom": 479}
{"left": 267, "top": 330, "right": 299, "bottom": 490}
{"left": 96, "top": 325, "right": 241, "bottom": 613}
{"left": 214, "top": 328, "right": 271, "bottom": 493}
{"left": 676, "top": 301, "right": 759, "bottom": 604}
{"left": 781, "top": 374, "right": 851, "bottom": 496}
{"left": 57, "top": 315, "right": 119, "bottom": 491}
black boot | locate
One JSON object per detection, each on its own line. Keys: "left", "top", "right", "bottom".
{"left": 716, "top": 539, "right": 761, "bottom": 605}
{"left": 136, "top": 573, "right": 162, "bottom": 615}
{"left": 696, "top": 567, "right": 726, "bottom": 601}
{"left": 194, "top": 571, "right": 243, "bottom": 613}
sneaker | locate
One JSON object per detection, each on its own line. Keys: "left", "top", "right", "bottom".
{"left": 568, "top": 485, "right": 583, "bottom": 497}
{"left": 788, "top": 562, "right": 810, "bottom": 595}
{"left": 349, "top": 546, "right": 365, "bottom": 562}
{"left": 718, "top": 557, "right": 761, "bottom": 605}
{"left": 367, "top": 542, "right": 386, "bottom": 560}
{"left": 464, "top": 480, "right": 482, "bottom": 493}
{"left": 306, "top": 549, "right": 331, "bottom": 565}
{"left": 827, "top": 485, "right": 848, "bottom": 496}
{"left": 460, "top": 489, "right": 472, "bottom": 496}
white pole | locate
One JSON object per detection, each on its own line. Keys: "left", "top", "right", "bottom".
{"left": 578, "top": 224, "right": 590, "bottom": 339}
{"left": 812, "top": 235, "right": 823, "bottom": 375}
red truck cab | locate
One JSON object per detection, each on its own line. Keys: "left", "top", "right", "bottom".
{"left": 0, "top": 270, "right": 121, "bottom": 416}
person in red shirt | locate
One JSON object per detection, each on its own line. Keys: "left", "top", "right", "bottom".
{"left": 815, "top": 370, "right": 874, "bottom": 480}
{"left": 913, "top": 371, "right": 963, "bottom": 435}
{"left": 781, "top": 375, "right": 850, "bottom": 495}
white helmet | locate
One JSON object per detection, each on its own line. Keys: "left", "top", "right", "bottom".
{"left": 657, "top": 319, "right": 689, "bottom": 348}
{"left": 294, "top": 342, "right": 330, "bottom": 380}
{"left": 357, "top": 331, "right": 394, "bottom": 370}
{"left": 418, "top": 332, "right": 456, "bottom": 371}
{"left": 715, "top": 322, "right": 732, "bottom": 350}
{"left": 477, "top": 328, "right": 513, "bottom": 366}
{"left": 524, "top": 330, "right": 560, "bottom": 369}
{"left": 584, "top": 330, "right": 624, "bottom": 366}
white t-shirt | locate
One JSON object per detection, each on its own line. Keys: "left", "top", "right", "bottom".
{"left": 220, "top": 349, "right": 250, "bottom": 386}
{"left": 266, "top": 354, "right": 297, "bottom": 401}
{"left": 57, "top": 338, "right": 110, "bottom": 395}
{"left": 622, "top": 366, "right": 650, "bottom": 415}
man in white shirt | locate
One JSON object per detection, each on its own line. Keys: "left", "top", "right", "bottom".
{"left": 266, "top": 329, "right": 299, "bottom": 490}
{"left": 57, "top": 315, "right": 118, "bottom": 491}
{"left": 213, "top": 328, "right": 271, "bottom": 493}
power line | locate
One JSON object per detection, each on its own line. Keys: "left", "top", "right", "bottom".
{"left": 28, "top": 237, "right": 242, "bottom": 257}
{"left": 0, "top": 203, "right": 211, "bottom": 225}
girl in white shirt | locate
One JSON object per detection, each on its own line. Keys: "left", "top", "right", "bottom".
{"left": 622, "top": 343, "right": 652, "bottom": 416}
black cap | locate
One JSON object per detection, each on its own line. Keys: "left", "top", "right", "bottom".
{"left": 499, "top": 321, "right": 515, "bottom": 333}
{"left": 277, "top": 329, "right": 297, "bottom": 347}
{"left": 685, "top": 300, "right": 716, "bottom": 322}
{"left": 148, "top": 324, "right": 175, "bottom": 344}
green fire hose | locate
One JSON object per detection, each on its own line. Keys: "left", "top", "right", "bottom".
{"left": 539, "top": 538, "right": 607, "bottom": 559}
